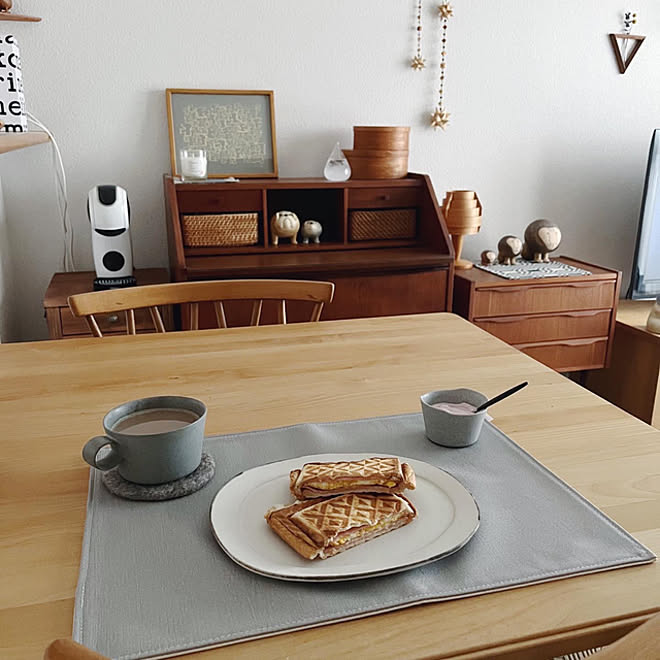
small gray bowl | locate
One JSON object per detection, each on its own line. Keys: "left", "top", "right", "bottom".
{"left": 420, "top": 388, "right": 488, "bottom": 448}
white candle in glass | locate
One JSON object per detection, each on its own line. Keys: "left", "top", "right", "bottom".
{"left": 180, "top": 149, "right": 208, "bottom": 180}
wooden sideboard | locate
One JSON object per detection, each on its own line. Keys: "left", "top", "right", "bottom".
{"left": 43, "top": 269, "right": 171, "bottom": 339}
{"left": 163, "top": 174, "right": 454, "bottom": 326}
{"left": 453, "top": 257, "right": 621, "bottom": 372}
{"left": 584, "top": 299, "right": 660, "bottom": 427}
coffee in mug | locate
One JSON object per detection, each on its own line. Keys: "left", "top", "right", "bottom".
{"left": 113, "top": 408, "right": 200, "bottom": 435}
{"left": 82, "top": 396, "right": 207, "bottom": 485}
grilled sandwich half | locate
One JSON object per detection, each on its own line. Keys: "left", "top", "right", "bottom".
{"left": 289, "top": 457, "right": 416, "bottom": 499}
{"left": 265, "top": 492, "right": 417, "bottom": 560}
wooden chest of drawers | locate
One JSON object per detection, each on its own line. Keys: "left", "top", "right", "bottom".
{"left": 453, "top": 257, "right": 621, "bottom": 372}
{"left": 44, "top": 269, "right": 171, "bottom": 339}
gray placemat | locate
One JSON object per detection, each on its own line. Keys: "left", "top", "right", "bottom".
{"left": 475, "top": 260, "right": 592, "bottom": 279}
{"left": 73, "top": 415, "right": 654, "bottom": 660}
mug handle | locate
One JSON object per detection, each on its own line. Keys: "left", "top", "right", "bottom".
{"left": 82, "top": 436, "right": 122, "bottom": 471}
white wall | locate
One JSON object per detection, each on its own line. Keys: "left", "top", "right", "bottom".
{"left": 0, "top": 175, "right": 15, "bottom": 342}
{"left": 1, "top": 0, "right": 658, "bottom": 340}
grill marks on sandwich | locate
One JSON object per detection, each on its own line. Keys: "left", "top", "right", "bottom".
{"left": 267, "top": 457, "right": 418, "bottom": 560}
{"left": 289, "top": 457, "right": 416, "bottom": 499}
{"left": 265, "top": 493, "right": 417, "bottom": 560}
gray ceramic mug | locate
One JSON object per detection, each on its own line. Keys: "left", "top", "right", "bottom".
{"left": 420, "top": 388, "right": 488, "bottom": 448}
{"left": 82, "top": 396, "right": 207, "bottom": 485}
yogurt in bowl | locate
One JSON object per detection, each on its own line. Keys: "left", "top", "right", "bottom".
{"left": 431, "top": 401, "right": 477, "bottom": 416}
{"left": 420, "top": 388, "right": 487, "bottom": 447}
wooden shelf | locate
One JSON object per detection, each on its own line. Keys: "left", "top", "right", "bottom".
{"left": 173, "top": 177, "right": 423, "bottom": 191}
{"left": 0, "top": 132, "right": 49, "bottom": 154}
{"left": 185, "top": 247, "right": 452, "bottom": 279}
{"left": 0, "top": 13, "right": 41, "bottom": 22}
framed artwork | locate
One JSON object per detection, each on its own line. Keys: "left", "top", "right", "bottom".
{"left": 166, "top": 89, "right": 278, "bottom": 179}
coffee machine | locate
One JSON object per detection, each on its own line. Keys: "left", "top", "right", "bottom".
{"left": 87, "top": 185, "right": 137, "bottom": 290}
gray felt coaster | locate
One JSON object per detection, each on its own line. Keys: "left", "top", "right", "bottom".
{"left": 102, "top": 452, "right": 215, "bottom": 501}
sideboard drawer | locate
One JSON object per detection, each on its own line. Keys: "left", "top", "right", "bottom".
{"left": 515, "top": 337, "right": 608, "bottom": 372}
{"left": 348, "top": 187, "right": 420, "bottom": 209}
{"left": 472, "top": 281, "right": 617, "bottom": 317}
{"left": 176, "top": 189, "right": 262, "bottom": 214}
{"left": 474, "top": 309, "right": 612, "bottom": 344}
{"left": 60, "top": 308, "right": 155, "bottom": 337}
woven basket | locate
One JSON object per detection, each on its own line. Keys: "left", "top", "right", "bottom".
{"left": 349, "top": 209, "right": 417, "bottom": 241}
{"left": 181, "top": 213, "right": 259, "bottom": 247}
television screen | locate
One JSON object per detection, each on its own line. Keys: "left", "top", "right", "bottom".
{"left": 629, "top": 129, "right": 660, "bottom": 299}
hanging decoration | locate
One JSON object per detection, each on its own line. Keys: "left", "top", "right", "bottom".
{"left": 430, "top": 3, "right": 453, "bottom": 129}
{"left": 411, "top": 0, "right": 426, "bottom": 70}
{"left": 609, "top": 10, "right": 645, "bottom": 74}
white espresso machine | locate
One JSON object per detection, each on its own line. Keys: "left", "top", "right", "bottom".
{"left": 87, "top": 185, "right": 137, "bottom": 290}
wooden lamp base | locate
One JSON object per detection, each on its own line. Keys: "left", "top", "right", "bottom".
{"left": 451, "top": 234, "right": 473, "bottom": 270}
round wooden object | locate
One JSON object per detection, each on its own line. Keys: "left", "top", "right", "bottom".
{"left": 347, "top": 148, "right": 409, "bottom": 158}
{"left": 450, "top": 234, "right": 474, "bottom": 269}
{"left": 447, "top": 224, "right": 481, "bottom": 236}
{"left": 353, "top": 126, "right": 410, "bottom": 151}
{"left": 344, "top": 149, "right": 409, "bottom": 179}
{"left": 444, "top": 208, "right": 482, "bottom": 220}
{"left": 448, "top": 190, "right": 477, "bottom": 199}
{"left": 444, "top": 198, "right": 479, "bottom": 210}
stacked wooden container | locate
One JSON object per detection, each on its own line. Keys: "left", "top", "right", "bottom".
{"left": 345, "top": 126, "right": 410, "bottom": 179}
{"left": 442, "top": 190, "right": 482, "bottom": 270}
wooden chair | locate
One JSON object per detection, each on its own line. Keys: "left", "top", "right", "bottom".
{"left": 67, "top": 279, "right": 335, "bottom": 338}
{"left": 590, "top": 611, "right": 660, "bottom": 658}
{"left": 43, "top": 612, "right": 660, "bottom": 659}
{"left": 44, "top": 638, "right": 108, "bottom": 659}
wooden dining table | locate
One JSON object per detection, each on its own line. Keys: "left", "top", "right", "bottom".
{"left": 1, "top": 312, "right": 658, "bottom": 659}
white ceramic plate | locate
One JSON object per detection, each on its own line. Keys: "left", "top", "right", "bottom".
{"left": 210, "top": 453, "right": 480, "bottom": 582}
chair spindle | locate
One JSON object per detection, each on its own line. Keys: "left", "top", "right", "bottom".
{"left": 250, "top": 300, "right": 263, "bottom": 326}
{"left": 149, "top": 306, "right": 166, "bottom": 333}
{"left": 189, "top": 302, "right": 199, "bottom": 330}
{"left": 277, "top": 300, "right": 287, "bottom": 324}
{"left": 126, "top": 310, "right": 136, "bottom": 335}
{"left": 214, "top": 301, "right": 228, "bottom": 329}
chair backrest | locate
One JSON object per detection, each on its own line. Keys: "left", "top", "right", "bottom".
{"left": 592, "top": 612, "right": 660, "bottom": 658}
{"left": 44, "top": 638, "right": 108, "bottom": 660}
{"left": 67, "top": 279, "right": 335, "bottom": 337}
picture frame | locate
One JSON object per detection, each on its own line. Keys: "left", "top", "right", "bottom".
{"left": 166, "top": 89, "right": 278, "bottom": 179}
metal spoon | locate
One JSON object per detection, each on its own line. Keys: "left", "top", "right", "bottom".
{"left": 475, "top": 382, "right": 528, "bottom": 413}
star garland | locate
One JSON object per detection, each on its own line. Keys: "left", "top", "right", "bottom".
{"left": 411, "top": 0, "right": 426, "bottom": 70}
{"left": 431, "top": 2, "right": 453, "bottom": 130}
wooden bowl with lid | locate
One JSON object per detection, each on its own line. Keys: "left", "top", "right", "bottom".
{"left": 353, "top": 126, "right": 410, "bottom": 152}
{"left": 344, "top": 149, "right": 409, "bottom": 179}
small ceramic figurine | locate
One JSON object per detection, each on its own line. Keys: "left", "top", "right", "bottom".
{"left": 301, "top": 220, "right": 322, "bottom": 244}
{"left": 521, "top": 219, "right": 561, "bottom": 263}
{"left": 0, "top": 1, "right": 12, "bottom": 12}
{"left": 497, "top": 235, "right": 523, "bottom": 265}
{"left": 270, "top": 211, "right": 300, "bottom": 246}
{"left": 480, "top": 250, "right": 497, "bottom": 266}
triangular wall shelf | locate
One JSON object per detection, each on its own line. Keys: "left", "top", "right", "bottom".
{"left": 609, "top": 33, "right": 645, "bottom": 73}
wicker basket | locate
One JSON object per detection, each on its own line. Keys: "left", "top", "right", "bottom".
{"left": 349, "top": 209, "right": 417, "bottom": 241}
{"left": 181, "top": 213, "right": 259, "bottom": 247}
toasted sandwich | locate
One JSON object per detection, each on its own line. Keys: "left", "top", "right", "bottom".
{"left": 265, "top": 492, "right": 417, "bottom": 560}
{"left": 289, "top": 457, "right": 416, "bottom": 499}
